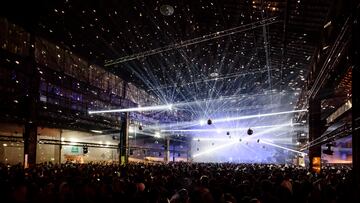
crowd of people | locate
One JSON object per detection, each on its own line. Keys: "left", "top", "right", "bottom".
{"left": 0, "top": 161, "right": 354, "bottom": 203}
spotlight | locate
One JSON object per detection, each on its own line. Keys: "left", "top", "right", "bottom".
{"left": 154, "top": 132, "right": 161, "bottom": 138}
{"left": 207, "top": 119, "right": 212, "bottom": 125}
{"left": 139, "top": 125, "right": 143, "bottom": 130}
{"left": 247, "top": 128, "right": 253, "bottom": 135}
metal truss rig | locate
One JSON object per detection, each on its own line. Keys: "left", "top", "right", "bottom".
{"left": 300, "top": 122, "right": 352, "bottom": 151}
{"left": 38, "top": 139, "right": 187, "bottom": 153}
{"left": 104, "top": 16, "right": 280, "bottom": 66}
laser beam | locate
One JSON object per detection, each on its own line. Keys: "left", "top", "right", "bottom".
{"left": 211, "top": 109, "right": 307, "bottom": 123}
{"left": 161, "top": 122, "right": 300, "bottom": 133}
{"left": 192, "top": 141, "right": 238, "bottom": 158}
{"left": 260, "top": 140, "right": 307, "bottom": 155}
{"left": 88, "top": 104, "right": 173, "bottom": 114}
{"left": 192, "top": 126, "right": 283, "bottom": 157}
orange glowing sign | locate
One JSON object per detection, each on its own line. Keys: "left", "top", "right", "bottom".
{"left": 312, "top": 157, "right": 321, "bottom": 173}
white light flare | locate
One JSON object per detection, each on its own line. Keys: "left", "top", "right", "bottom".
{"left": 90, "top": 130, "right": 103, "bottom": 133}
{"left": 69, "top": 138, "right": 79, "bottom": 146}
{"left": 88, "top": 104, "right": 174, "bottom": 114}
{"left": 154, "top": 131, "right": 161, "bottom": 138}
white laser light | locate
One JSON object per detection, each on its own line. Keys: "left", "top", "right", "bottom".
{"left": 161, "top": 122, "right": 300, "bottom": 133}
{"left": 211, "top": 109, "right": 307, "bottom": 123}
{"left": 192, "top": 141, "right": 238, "bottom": 158}
{"left": 88, "top": 104, "right": 174, "bottom": 114}
{"left": 260, "top": 140, "right": 307, "bottom": 155}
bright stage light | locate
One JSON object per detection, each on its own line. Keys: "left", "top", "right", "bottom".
{"left": 90, "top": 130, "right": 103, "bottom": 133}
{"left": 129, "top": 126, "right": 135, "bottom": 133}
{"left": 199, "top": 120, "right": 206, "bottom": 126}
{"left": 154, "top": 132, "right": 161, "bottom": 138}
{"left": 69, "top": 137, "right": 79, "bottom": 145}
{"left": 88, "top": 104, "right": 174, "bottom": 114}
{"left": 161, "top": 122, "right": 300, "bottom": 133}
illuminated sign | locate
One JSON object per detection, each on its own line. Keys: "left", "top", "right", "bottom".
{"left": 312, "top": 157, "right": 321, "bottom": 174}
{"left": 71, "top": 146, "right": 79, "bottom": 153}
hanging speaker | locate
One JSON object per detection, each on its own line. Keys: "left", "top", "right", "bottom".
{"left": 83, "top": 146, "right": 88, "bottom": 154}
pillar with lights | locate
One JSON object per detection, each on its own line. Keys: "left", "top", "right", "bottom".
{"left": 23, "top": 33, "right": 39, "bottom": 169}
{"left": 119, "top": 112, "right": 129, "bottom": 165}
{"left": 164, "top": 136, "right": 170, "bottom": 163}
{"left": 308, "top": 98, "right": 322, "bottom": 173}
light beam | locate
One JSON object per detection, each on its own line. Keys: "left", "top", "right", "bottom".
{"left": 192, "top": 141, "right": 238, "bottom": 158}
{"left": 211, "top": 109, "right": 307, "bottom": 123}
{"left": 192, "top": 126, "right": 283, "bottom": 158}
{"left": 161, "top": 122, "right": 300, "bottom": 133}
{"left": 260, "top": 140, "right": 307, "bottom": 155}
{"left": 88, "top": 104, "right": 173, "bottom": 114}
